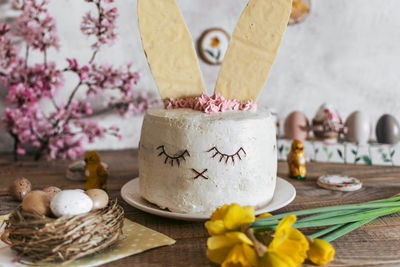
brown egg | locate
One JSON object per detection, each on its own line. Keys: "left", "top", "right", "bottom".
{"left": 43, "top": 186, "right": 62, "bottom": 200}
{"left": 9, "top": 177, "right": 32, "bottom": 201}
{"left": 284, "top": 111, "right": 309, "bottom": 140}
{"left": 22, "top": 190, "right": 51, "bottom": 216}
{"left": 85, "top": 189, "right": 109, "bottom": 210}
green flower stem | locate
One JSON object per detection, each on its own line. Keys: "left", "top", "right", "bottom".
{"left": 253, "top": 206, "right": 400, "bottom": 229}
{"left": 251, "top": 202, "right": 400, "bottom": 227}
{"left": 292, "top": 207, "right": 400, "bottom": 229}
{"left": 321, "top": 217, "right": 376, "bottom": 242}
{"left": 297, "top": 209, "right": 365, "bottom": 223}
{"left": 254, "top": 195, "right": 400, "bottom": 225}
{"left": 320, "top": 206, "right": 400, "bottom": 242}
{"left": 313, "top": 196, "right": 400, "bottom": 241}
{"left": 300, "top": 196, "right": 400, "bottom": 223}
{"left": 309, "top": 224, "right": 345, "bottom": 239}
{"left": 369, "top": 194, "right": 400, "bottom": 203}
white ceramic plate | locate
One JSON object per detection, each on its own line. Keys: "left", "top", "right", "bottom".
{"left": 121, "top": 177, "right": 296, "bottom": 221}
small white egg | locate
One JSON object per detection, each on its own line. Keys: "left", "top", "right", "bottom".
{"left": 50, "top": 189, "right": 93, "bottom": 217}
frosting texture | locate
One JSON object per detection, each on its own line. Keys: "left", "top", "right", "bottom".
{"left": 139, "top": 107, "right": 277, "bottom": 215}
{"left": 164, "top": 93, "right": 257, "bottom": 114}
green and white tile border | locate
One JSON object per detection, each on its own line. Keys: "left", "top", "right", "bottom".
{"left": 277, "top": 139, "right": 398, "bottom": 166}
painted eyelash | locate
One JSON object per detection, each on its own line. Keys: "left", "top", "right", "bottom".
{"left": 207, "top": 147, "right": 246, "bottom": 165}
{"left": 157, "top": 145, "right": 190, "bottom": 167}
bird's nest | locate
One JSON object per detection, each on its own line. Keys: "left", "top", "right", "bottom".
{"left": 4, "top": 199, "right": 124, "bottom": 265}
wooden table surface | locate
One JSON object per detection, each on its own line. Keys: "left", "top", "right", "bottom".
{"left": 1, "top": 150, "right": 400, "bottom": 266}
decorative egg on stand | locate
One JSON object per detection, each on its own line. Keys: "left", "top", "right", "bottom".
{"left": 311, "top": 103, "right": 344, "bottom": 144}
{"left": 375, "top": 114, "right": 400, "bottom": 144}
{"left": 345, "top": 111, "right": 370, "bottom": 144}
{"left": 284, "top": 111, "right": 309, "bottom": 140}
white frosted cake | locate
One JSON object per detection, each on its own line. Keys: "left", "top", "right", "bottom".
{"left": 139, "top": 107, "right": 277, "bottom": 215}
{"left": 137, "top": 0, "right": 291, "bottom": 215}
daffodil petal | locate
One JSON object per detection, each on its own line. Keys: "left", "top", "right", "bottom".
{"left": 260, "top": 252, "right": 297, "bottom": 267}
{"left": 243, "top": 205, "right": 256, "bottom": 220}
{"left": 207, "top": 235, "right": 238, "bottom": 250}
{"left": 275, "top": 214, "right": 297, "bottom": 234}
{"left": 272, "top": 227, "right": 309, "bottom": 247}
{"left": 211, "top": 204, "right": 229, "bottom": 221}
{"left": 225, "top": 231, "right": 254, "bottom": 246}
{"left": 308, "top": 238, "right": 335, "bottom": 265}
{"left": 224, "top": 204, "right": 255, "bottom": 230}
{"left": 241, "top": 243, "right": 259, "bottom": 266}
{"left": 205, "top": 220, "right": 226, "bottom": 236}
{"left": 271, "top": 241, "right": 308, "bottom": 265}
{"left": 266, "top": 216, "right": 309, "bottom": 266}
{"left": 221, "top": 243, "right": 257, "bottom": 267}
{"left": 207, "top": 247, "right": 232, "bottom": 264}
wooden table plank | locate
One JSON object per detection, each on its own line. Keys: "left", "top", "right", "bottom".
{"left": 1, "top": 150, "right": 400, "bottom": 266}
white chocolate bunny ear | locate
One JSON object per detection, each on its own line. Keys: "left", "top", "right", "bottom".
{"left": 138, "top": 0, "right": 206, "bottom": 99}
{"left": 214, "top": 0, "right": 292, "bottom": 101}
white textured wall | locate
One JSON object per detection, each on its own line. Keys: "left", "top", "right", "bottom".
{"left": 1, "top": 0, "right": 400, "bottom": 152}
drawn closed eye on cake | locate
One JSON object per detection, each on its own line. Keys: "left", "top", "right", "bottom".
{"left": 157, "top": 145, "right": 190, "bottom": 167}
{"left": 207, "top": 147, "right": 247, "bottom": 165}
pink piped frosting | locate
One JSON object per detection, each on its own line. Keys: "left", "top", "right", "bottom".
{"left": 164, "top": 93, "right": 257, "bottom": 114}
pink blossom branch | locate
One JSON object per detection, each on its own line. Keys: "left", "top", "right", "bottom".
{"left": 1, "top": 0, "right": 156, "bottom": 161}
{"left": 66, "top": 81, "right": 83, "bottom": 108}
{"left": 50, "top": 96, "right": 59, "bottom": 110}
{"left": 89, "top": 50, "right": 98, "bottom": 64}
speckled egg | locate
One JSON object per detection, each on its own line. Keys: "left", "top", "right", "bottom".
{"left": 9, "top": 177, "right": 32, "bottom": 201}
{"left": 376, "top": 114, "right": 400, "bottom": 144}
{"left": 50, "top": 190, "right": 93, "bottom": 218}
{"left": 43, "top": 186, "right": 62, "bottom": 200}
{"left": 86, "top": 189, "right": 109, "bottom": 210}
{"left": 22, "top": 190, "right": 51, "bottom": 216}
{"left": 284, "top": 111, "right": 309, "bottom": 140}
{"left": 345, "top": 111, "right": 370, "bottom": 144}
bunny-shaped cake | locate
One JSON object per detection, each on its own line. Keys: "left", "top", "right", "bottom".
{"left": 137, "top": 0, "right": 292, "bottom": 214}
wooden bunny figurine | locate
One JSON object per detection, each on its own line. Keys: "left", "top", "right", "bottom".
{"left": 287, "top": 140, "right": 307, "bottom": 180}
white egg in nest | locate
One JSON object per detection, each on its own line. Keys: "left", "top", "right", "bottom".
{"left": 51, "top": 189, "right": 93, "bottom": 217}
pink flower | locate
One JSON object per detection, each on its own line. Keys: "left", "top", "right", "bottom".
{"left": 14, "top": 0, "right": 59, "bottom": 51}
{"left": 67, "top": 58, "right": 79, "bottom": 70}
{"left": 80, "top": 65, "right": 89, "bottom": 81}
{"left": 16, "top": 147, "right": 26, "bottom": 155}
{"left": 81, "top": 1, "right": 118, "bottom": 49}
{"left": 0, "top": 24, "right": 19, "bottom": 70}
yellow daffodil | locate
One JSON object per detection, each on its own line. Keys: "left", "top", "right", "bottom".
{"left": 205, "top": 204, "right": 255, "bottom": 236}
{"left": 307, "top": 238, "right": 335, "bottom": 265}
{"left": 207, "top": 232, "right": 258, "bottom": 267}
{"left": 260, "top": 215, "right": 309, "bottom": 267}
